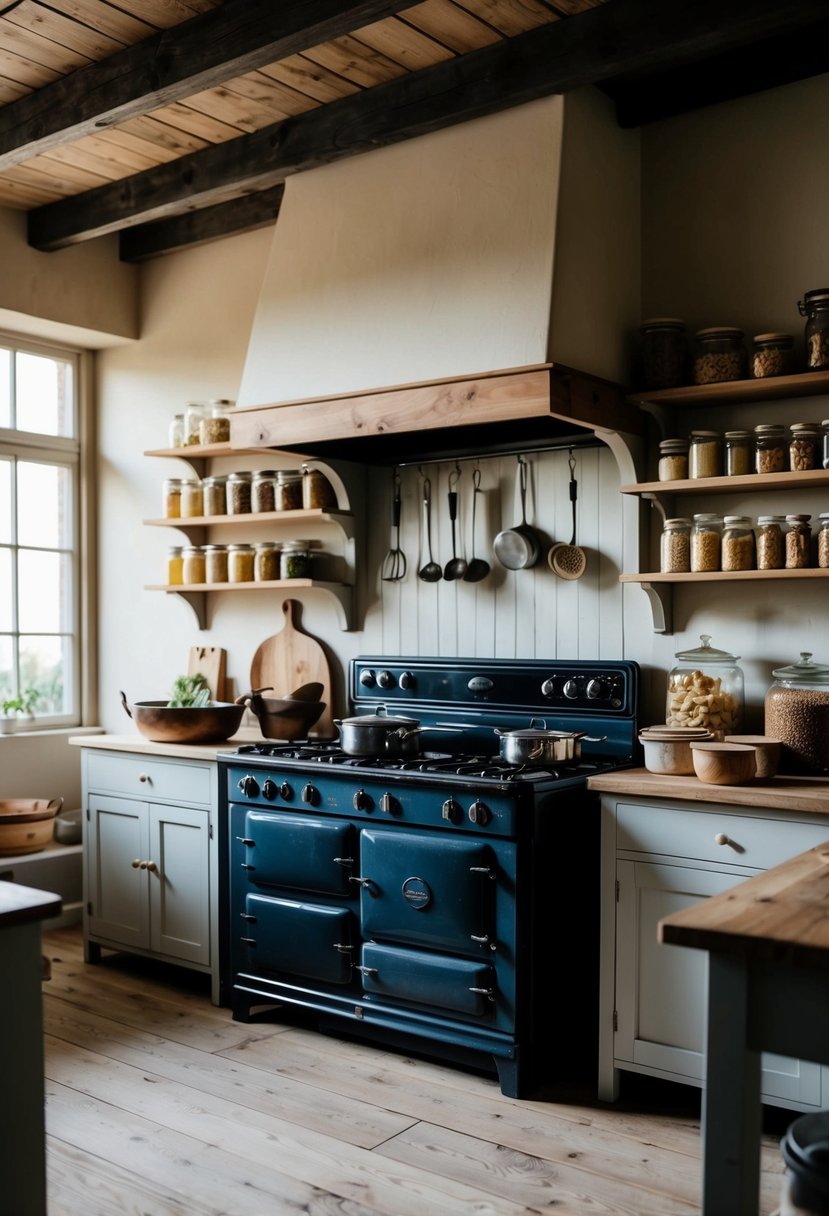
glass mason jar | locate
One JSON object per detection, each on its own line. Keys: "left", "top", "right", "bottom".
{"left": 724, "top": 429, "right": 753, "bottom": 477}
{"left": 182, "top": 545, "right": 205, "bottom": 585}
{"left": 167, "top": 545, "right": 183, "bottom": 586}
{"left": 252, "top": 470, "right": 278, "bottom": 514}
{"left": 184, "top": 401, "right": 207, "bottom": 446}
{"left": 640, "top": 318, "right": 687, "bottom": 389}
{"left": 721, "top": 514, "right": 755, "bottom": 571}
{"left": 821, "top": 419, "right": 829, "bottom": 469}
{"left": 302, "top": 465, "right": 338, "bottom": 509}
{"left": 276, "top": 469, "right": 303, "bottom": 511}
{"left": 756, "top": 515, "right": 786, "bottom": 570}
{"left": 280, "top": 540, "right": 312, "bottom": 580}
{"left": 789, "top": 422, "right": 820, "bottom": 471}
{"left": 798, "top": 288, "right": 829, "bottom": 371}
{"left": 693, "top": 327, "right": 746, "bottom": 384}
{"left": 785, "top": 514, "right": 812, "bottom": 568}
{"left": 199, "top": 402, "right": 231, "bottom": 446}
{"left": 690, "top": 513, "right": 722, "bottom": 572}
{"left": 765, "top": 652, "right": 829, "bottom": 773}
{"left": 180, "top": 477, "right": 203, "bottom": 518}
{"left": 751, "top": 332, "right": 794, "bottom": 379}
{"left": 168, "top": 413, "right": 184, "bottom": 449}
{"left": 204, "top": 543, "right": 228, "bottom": 584}
{"left": 202, "top": 475, "right": 227, "bottom": 517}
{"left": 226, "top": 471, "right": 252, "bottom": 515}
{"left": 163, "top": 477, "right": 183, "bottom": 519}
{"left": 227, "top": 543, "right": 255, "bottom": 582}
{"left": 688, "top": 430, "right": 722, "bottom": 479}
{"left": 754, "top": 423, "right": 788, "bottom": 474}
{"left": 657, "top": 438, "right": 689, "bottom": 482}
{"left": 818, "top": 514, "right": 829, "bottom": 569}
{"left": 666, "top": 634, "right": 743, "bottom": 737}
{"left": 660, "top": 517, "right": 691, "bottom": 573}
{"left": 254, "top": 541, "right": 280, "bottom": 582}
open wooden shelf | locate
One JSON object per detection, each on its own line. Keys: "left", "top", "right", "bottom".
{"left": 145, "top": 580, "right": 354, "bottom": 631}
{"left": 621, "top": 468, "right": 829, "bottom": 496}
{"left": 621, "top": 568, "right": 829, "bottom": 584}
{"left": 627, "top": 369, "right": 829, "bottom": 408}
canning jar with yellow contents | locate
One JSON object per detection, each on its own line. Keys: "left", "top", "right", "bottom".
{"left": 182, "top": 545, "right": 206, "bottom": 585}
{"left": 721, "top": 515, "right": 755, "bottom": 571}
{"left": 690, "top": 513, "right": 722, "bottom": 572}
{"left": 667, "top": 635, "right": 743, "bottom": 738}
{"left": 228, "top": 543, "right": 255, "bottom": 582}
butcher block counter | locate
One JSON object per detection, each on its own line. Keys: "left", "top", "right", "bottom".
{"left": 588, "top": 767, "right": 829, "bottom": 815}
{"left": 68, "top": 729, "right": 260, "bottom": 760}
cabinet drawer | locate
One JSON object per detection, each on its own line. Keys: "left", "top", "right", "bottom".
{"left": 616, "top": 801, "right": 829, "bottom": 870}
{"left": 86, "top": 751, "right": 212, "bottom": 806}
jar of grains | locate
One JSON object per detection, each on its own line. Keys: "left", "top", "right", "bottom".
{"left": 276, "top": 470, "right": 303, "bottom": 511}
{"left": 721, "top": 515, "right": 755, "bottom": 571}
{"left": 167, "top": 545, "right": 183, "bottom": 586}
{"left": 688, "top": 430, "right": 722, "bottom": 479}
{"left": 199, "top": 402, "right": 231, "bottom": 446}
{"left": 180, "top": 478, "right": 203, "bottom": 518}
{"left": 658, "top": 439, "right": 689, "bottom": 482}
{"left": 280, "top": 541, "right": 312, "bottom": 580}
{"left": 798, "top": 288, "right": 829, "bottom": 371}
{"left": 184, "top": 401, "right": 207, "bottom": 446}
{"left": 182, "top": 545, "right": 206, "bottom": 585}
{"left": 168, "top": 413, "right": 184, "bottom": 449}
{"left": 751, "top": 333, "right": 794, "bottom": 378}
{"left": 228, "top": 543, "right": 255, "bottom": 583}
{"left": 819, "top": 515, "right": 829, "bottom": 568}
{"left": 254, "top": 541, "right": 280, "bottom": 582}
{"left": 785, "top": 514, "right": 812, "bottom": 568}
{"left": 789, "top": 422, "right": 820, "bottom": 471}
{"left": 755, "top": 423, "right": 788, "bottom": 474}
{"left": 226, "top": 471, "right": 252, "bottom": 515}
{"left": 640, "top": 318, "right": 687, "bottom": 389}
{"left": 204, "top": 544, "right": 229, "bottom": 584}
{"left": 724, "top": 430, "right": 754, "bottom": 477}
{"left": 163, "top": 478, "right": 183, "bottom": 519}
{"left": 756, "top": 515, "right": 786, "bottom": 570}
{"left": 252, "top": 470, "right": 278, "bottom": 514}
{"left": 302, "top": 465, "right": 338, "bottom": 510}
{"left": 690, "top": 513, "right": 722, "bottom": 572}
{"left": 660, "top": 518, "right": 691, "bottom": 573}
{"left": 667, "top": 634, "right": 743, "bottom": 737}
{"left": 765, "top": 652, "right": 829, "bottom": 773}
{"left": 693, "top": 327, "right": 746, "bottom": 384}
{"left": 202, "top": 475, "right": 227, "bottom": 517}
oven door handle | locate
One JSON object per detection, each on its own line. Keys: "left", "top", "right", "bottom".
{"left": 468, "top": 986, "right": 496, "bottom": 1001}
{"left": 468, "top": 865, "right": 495, "bottom": 879}
{"left": 355, "top": 965, "right": 378, "bottom": 976}
{"left": 333, "top": 856, "right": 354, "bottom": 867}
{"left": 348, "top": 875, "right": 376, "bottom": 892}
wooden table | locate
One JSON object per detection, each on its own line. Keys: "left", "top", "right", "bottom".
{"left": 659, "top": 841, "right": 829, "bottom": 1216}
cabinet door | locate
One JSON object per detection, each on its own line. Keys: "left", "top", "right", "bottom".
{"left": 148, "top": 804, "right": 210, "bottom": 966}
{"left": 615, "top": 859, "right": 822, "bottom": 1107}
{"left": 87, "top": 794, "right": 149, "bottom": 949}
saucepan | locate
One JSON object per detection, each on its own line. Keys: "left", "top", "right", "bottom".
{"left": 335, "top": 707, "right": 459, "bottom": 757}
{"left": 494, "top": 719, "right": 606, "bottom": 766}
{"left": 493, "top": 455, "right": 542, "bottom": 570}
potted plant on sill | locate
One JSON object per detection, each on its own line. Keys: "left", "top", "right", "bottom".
{"left": 0, "top": 688, "right": 39, "bottom": 734}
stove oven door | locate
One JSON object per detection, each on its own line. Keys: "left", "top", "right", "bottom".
{"left": 242, "top": 894, "right": 354, "bottom": 984}
{"left": 239, "top": 810, "right": 355, "bottom": 895}
{"left": 359, "top": 942, "right": 496, "bottom": 1017}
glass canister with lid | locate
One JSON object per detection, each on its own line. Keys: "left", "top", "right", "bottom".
{"left": 280, "top": 540, "right": 312, "bottom": 580}
{"left": 724, "top": 429, "right": 753, "bottom": 477}
{"left": 721, "top": 514, "right": 755, "bottom": 571}
{"left": 819, "top": 514, "right": 829, "bottom": 568}
{"left": 184, "top": 401, "right": 207, "bottom": 446}
{"left": 751, "top": 333, "right": 794, "bottom": 378}
{"left": 690, "top": 513, "right": 722, "bottom": 572}
{"left": 693, "top": 327, "right": 746, "bottom": 384}
{"left": 785, "top": 514, "right": 812, "bottom": 568}
{"left": 756, "top": 515, "right": 786, "bottom": 570}
{"left": 798, "top": 288, "right": 829, "bottom": 371}
{"left": 765, "top": 652, "right": 829, "bottom": 773}
{"left": 276, "top": 469, "right": 303, "bottom": 511}
{"left": 789, "top": 422, "right": 820, "bottom": 471}
{"left": 688, "top": 430, "right": 722, "bottom": 479}
{"left": 640, "top": 318, "right": 687, "bottom": 389}
{"left": 657, "top": 439, "right": 689, "bottom": 482}
{"left": 755, "top": 423, "right": 788, "bottom": 474}
{"left": 660, "top": 518, "right": 691, "bottom": 573}
{"left": 666, "top": 634, "right": 743, "bottom": 738}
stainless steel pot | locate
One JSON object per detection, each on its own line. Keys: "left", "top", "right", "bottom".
{"left": 493, "top": 457, "right": 542, "bottom": 571}
{"left": 494, "top": 719, "right": 606, "bottom": 766}
{"left": 334, "top": 707, "right": 446, "bottom": 757}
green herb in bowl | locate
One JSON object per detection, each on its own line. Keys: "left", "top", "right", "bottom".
{"left": 167, "top": 673, "right": 211, "bottom": 708}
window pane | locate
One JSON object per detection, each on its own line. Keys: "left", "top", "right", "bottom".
{"left": 0, "top": 458, "right": 10, "bottom": 544}
{"left": 18, "top": 462, "right": 72, "bottom": 548}
{"left": 0, "top": 349, "right": 10, "bottom": 428}
{"left": 0, "top": 635, "right": 13, "bottom": 701}
{"left": 0, "top": 549, "right": 11, "bottom": 631}
{"left": 16, "top": 352, "right": 74, "bottom": 438}
{"left": 20, "top": 635, "right": 68, "bottom": 715}
{"left": 18, "top": 549, "right": 71, "bottom": 632}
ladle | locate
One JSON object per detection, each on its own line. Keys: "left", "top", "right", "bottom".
{"left": 464, "top": 468, "right": 490, "bottom": 582}
{"left": 418, "top": 477, "right": 442, "bottom": 582}
{"left": 443, "top": 470, "right": 468, "bottom": 580}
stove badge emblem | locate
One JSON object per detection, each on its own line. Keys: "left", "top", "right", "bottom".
{"left": 401, "top": 876, "right": 432, "bottom": 909}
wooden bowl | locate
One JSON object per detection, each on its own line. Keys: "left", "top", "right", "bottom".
{"left": 690, "top": 741, "right": 756, "bottom": 786}
{"left": 0, "top": 797, "right": 62, "bottom": 855}
{"left": 724, "top": 735, "right": 783, "bottom": 779}
{"left": 639, "top": 729, "right": 713, "bottom": 775}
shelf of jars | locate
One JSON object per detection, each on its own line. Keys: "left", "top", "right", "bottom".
{"left": 143, "top": 579, "right": 353, "bottom": 632}
{"left": 143, "top": 508, "right": 356, "bottom": 546}
{"left": 143, "top": 441, "right": 292, "bottom": 479}
{"left": 626, "top": 369, "right": 829, "bottom": 409}
{"left": 621, "top": 468, "right": 829, "bottom": 497}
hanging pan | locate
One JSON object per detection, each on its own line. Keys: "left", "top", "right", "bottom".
{"left": 493, "top": 455, "right": 541, "bottom": 570}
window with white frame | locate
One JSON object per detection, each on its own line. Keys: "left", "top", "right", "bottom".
{"left": 0, "top": 337, "right": 81, "bottom": 728}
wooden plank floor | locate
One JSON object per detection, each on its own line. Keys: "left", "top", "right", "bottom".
{"left": 42, "top": 927, "right": 786, "bottom": 1215}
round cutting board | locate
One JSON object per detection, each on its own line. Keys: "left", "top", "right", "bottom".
{"left": 249, "top": 599, "right": 335, "bottom": 739}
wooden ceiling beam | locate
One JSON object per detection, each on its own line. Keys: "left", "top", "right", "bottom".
{"left": 118, "top": 184, "right": 284, "bottom": 262}
{"left": 0, "top": 0, "right": 421, "bottom": 171}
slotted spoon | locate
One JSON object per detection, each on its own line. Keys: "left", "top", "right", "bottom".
{"left": 548, "top": 451, "right": 587, "bottom": 580}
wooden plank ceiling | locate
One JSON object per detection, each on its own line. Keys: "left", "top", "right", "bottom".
{"left": 0, "top": 0, "right": 827, "bottom": 261}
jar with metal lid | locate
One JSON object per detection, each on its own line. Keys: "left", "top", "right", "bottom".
{"left": 302, "top": 465, "right": 338, "bottom": 509}
{"left": 163, "top": 478, "right": 183, "bottom": 519}
{"left": 765, "top": 652, "right": 829, "bottom": 773}
{"left": 252, "top": 470, "right": 278, "bottom": 514}
{"left": 798, "top": 289, "right": 829, "bottom": 371}
{"left": 204, "top": 543, "right": 229, "bottom": 584}
{"left": 202, "top": 475, "right": 227, "bottom": 517}
{"left": 789, "top": 422, "right": 820, "bottom": 472}
{"left": 226, "top": 471, "right": 252, "bottom": 514}
{"left": 182, "top": 545, "right": 205, "bottom": 585}
{"left": 199, "top": 402, "right": 231, "bottom": 446}
{"left": 721, "top": 514, "right": 755, "bottom": 571}
{"left": 756, "top": 515, "right": 786, "bottom": 570}
{"left": 280, "top": 541, "right": 312, "bottom": 580}
{"left": 785, "top": 514, "right": 812, "bottom": 568}
{"left": 822, "top": 420, "right": 829, "bottom": 470}
{"left": 180, "top": 477, "right": 203, "bottom": 518}
{"left": 755, "top": 423, "right": 788, "bottom": 474}
{"left": 751, "top": 333, "right": 794, "bottom": 379}
{"left": 666, "top": 634, "right": 743, "bottom": 737}
{"left": 724, "top": 430, "right": 753, "bottom": 477}
{"left": 184, "top": 401, "right": 207, "bottom": 446}
{"left": 276, "top": 469, "right": 303, "bottom": 511}
{"left": 254, "top": 541, "right": 280, "bottom": 582}
{"left": 690, "top": 513, "right": 722, "bottom": 572}
{"left": 818, "top": 515, "right": 829, "bottom": 569}
{"left": 658, "top": 439, "right": 689, "bottom": 482}
{"left": 168, "top": 413, "right": 184, "bottom": 449}
{"left": 688, "top": 430, "right": 722, "bottom": 479}
{"left": 640, "top": 318, "right": 687, "bottom": 389}
{"left": 660, "top": 518, "right": 691, "bottom": 573}
{"left": 227, "top": 543, "right": 255, "bottom": 583}
{"left": 693, "top": 327, "right": 746, "bottom": 384}
{"left": 167, "top": 545, "right": 183, "bottom": 586}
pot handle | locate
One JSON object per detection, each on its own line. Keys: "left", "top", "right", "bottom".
{"left": 583, "top": 735, "right": 608, "bottom": 743}
{"left": 529, "top": 718, "right": 548, "bottom": 730}
{"left": 119, "top": 690, "right": 133, "bottom": 720}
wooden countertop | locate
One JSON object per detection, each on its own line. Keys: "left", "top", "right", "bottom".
{"left": 659, "top": 841, "right": 829, "bottom": 968}
{"left": 67, "top": 730, "right": 262, "bottom": 761}
{"left": 588, "top": 767, "right": 829, "bottom": 815}
{"left": 0, "top": 881, "right": 62, "bottom": 928}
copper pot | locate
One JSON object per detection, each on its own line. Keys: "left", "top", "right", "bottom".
{"left": 120, "top": 691, "right": 245, "bottom": 743}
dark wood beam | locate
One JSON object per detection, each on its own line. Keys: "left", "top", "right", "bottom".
{"left": 28, "top": 0, "right": 829, "bottom": 250}
{"left": 118, "top": 185, "right": 284, "bottom": 262}
{"left": 0, "top": 0, "right": 420, "bottom": 170}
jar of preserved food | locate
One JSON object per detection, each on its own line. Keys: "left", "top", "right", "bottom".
{"left": 755, "top": 423, "right": 788, "bottom": 474}
{"left": 765, "top": 652, "right": 829, "bottom": 773}
{"left": 184, "top": 401, "right": 207, "bottom": 446}
{"left": 204, "top": 543, "right": 228, "bottom": 584}
{"left": 199, "top": 402, "right": 231, "bottom": 446}
{"left": 660, "top": 518, "right": 691, "bottom": 573}
{"left": 276, "top": 469, "right": 303, "bottom": 511}
{"left": 640, "top": 318, "right": 687, "bottom": 389}
{"left": 226, "top": 471, "right": 252, "bottom": 514}
{"left": 785, "top": 514, "right": 812, "bottom": 568}
{"left": 819, "top": 514, "right": 829, "bottom": 568}
{"left": 202, "top": 475, "right": 227, "bottom": 517}
{"left": 693, "top": 327, "right": 746, "bottom": 384}
{"left": 666, "top": 634, "right": 743, "bottom": 737}
{"left": 254, "top": 541, "right": 279, "bottom": 582}
{"left": 789, "top": 422, "right": 820, "bottom": 472}
{"left": 798, "top": 288, "right": 829, "bottom": 371}
{"left": 167, "top": 545, "right": 183, "bottom": 585}
{"left": 252, "top": 470, "right": 278, "bottom": 514}
{"left": 688, "top": 430, "right": 722, "bottom": 479}
{"left": 168, "top": 413, "right": 184, "bottom": 449}
{"left": 302, "top": 465, "right": 338, "bottom": 509}
{"left": 724, "top": 430, "right": 753, "bottom": 477}
{"left": 756, "top": 515, "right": 786, "bottom": 570}
{"left": 228, "top": 543, "right": 255, "bottom": 582}
{"left": 182, "top": 545, "right": 205, "bottom": 585}
{"left": 180, "top": 478, "right": 203, "bottom": 518}
{"left": 751, "top": 333, "right": 794, "bottom": 378}
{"left": 163, "top": 478, "right": 183, "bottom": 519}
{"left": 280, "top": 541, "right": 311, "bottom": 580}
{"left": 658, "top": 439, "right": 689, "bottom": 482}
{"left": 690, "top": 513, "right": 722, "bottom": 572}
{"left": 721, "top": 515, "right": 755, "bottom": 571}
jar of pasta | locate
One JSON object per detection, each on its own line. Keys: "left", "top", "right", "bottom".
{"left": 789, "top": 422, "right": 820, "bottom": 471}
{"left": 204, "top": 544, "right": 229, "bottom": 584}
{"left": 180, "top": 478, "right": 203, "bottom": 518}
{"left": 785, "top": 514, "right": 812, "bottom": 568}
{"left": 666, "top": 634, "right": 743, "bottom": 737}
{"left": 167, "top": 545, "right": 183, "bottom": 586}
{"left": 724, "top": 430, "right": 753, "bottom": 477}
{"left": 818, "top": 515, "right": 829, "bottom": 568}
{"left": 302, "top": 465, "right": 338, "bottom": 509}
{"left": 202, "top": 475, "right": 227, "bottom": 517}
{"left": 755, "top": 424, "right": 788, "bottom": 474}
{"left": 693, "top": 327, "right": 746, "bottom": 384}
{"left": 228, "top": 543, "right": 255, "bottom": 582}
{"left": 163, "top": 478, "right": 183, "bottom": 519}
{"left": 756, "top": 516, "right": 786, "bottom": 570}
{"left": 660, "top": 518, "right": 691, "bottom": 573}
{"left": 688, "top": 430, "right": 722, "bottom": 479}
{"left": 280, "top": 541, "right": 312, "bottom": 580}
{"left": 254, "top": 541, "right": 280, "bottom": 582}
{"left": 657, "top": 439, "right": 689, "bottom": 482}
{"left": 751, "top": 333, "right": 794, "bottom": 378}
{"left": 721, "top": 515, "right": 755, "bottom": 571}
{"left": 252, "top": 470, "right": 278, "bottom": 514}
{"left": 690, "top": 513, "right": 722, "bottom": 572}
{"left": 276, "top": 470, "right": 303, "bottom": 511}
{"left": 226, "top": 472, "right": 252, "bottom": 515}
{"left": 182, "top": 545, "right": 206, "bottom": 585}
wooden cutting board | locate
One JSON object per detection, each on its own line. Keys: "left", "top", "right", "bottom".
{"left": 187, "top": 646, "right": 227, "bottom": 701}
{"left": 249, "top": 600, "right": 334, "bottom": 738}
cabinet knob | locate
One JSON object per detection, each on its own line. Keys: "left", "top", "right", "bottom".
{"left": 714, "top": 832, "right": 730, "bottom": 846}
{"left": 131, "top": 858, "right": 141, "bottom": 868}
{"left": 146, "top": 860, "right": 158, "bottom": 874}
{"left": 138, "top": 772, "right": 149, "bottom": 783}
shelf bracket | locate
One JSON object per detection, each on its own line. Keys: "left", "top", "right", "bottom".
{"left": 167, "top": 590, "right": 207, "bottom": 630}
{"left": 636, "top": 582, "right": 672, "bottom": 634}
{"left": 640, "top": 490, "right": 670, "bottom": 527}
{"left": 313, "top": 582, "right": 353, "bottom": 631}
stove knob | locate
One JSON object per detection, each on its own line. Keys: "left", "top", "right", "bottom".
{"left": 380, "top": 792, "right": 400, "bottom": 815}
{"left": 262, "top": 779, "right": 278, "bottom": 800}
{"left": 359, "top": 669, "right": 376, "bottom": 687}
{"left": 301, "top": 783, "right": 319, "bottom": 806}
{"left": 238, "top": 775, "right": 259, "bottom": 798}
{"left": 279, "top": 781, "right": 294, "bottom": 801}
{"left": 441, "top": 798, "right": 462, "bottom": 824}
{"left": 468, "top": 798, "right": 491, "bottom": 826}
{"left": 399, "top": 670, "right": 415, "bottom": 690}
{"left": 586, "top": 678, "right": 606, "bottom": 701}
{"left": 541, "top": 678, "right": 556, "bottom": 698}
{"left": 377, "top": 670, "right": 396, "bottom": 689}
{"left": 353, "top": 788, "right": 373, "bottom": 812}
{"left": 563, "top": 678, "right": 579, "bottom": 700}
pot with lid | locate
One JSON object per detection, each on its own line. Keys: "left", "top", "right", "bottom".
{"left": 764, "top": 652, "right": 829, "bottom": 775}
{"left": 494, "top": 720, "right": 606, "bottom": 766}
{"left": 334, "top": 706, "right": 451, "bottom": 757}
{"left": 666, "top": 634, "right": 743, "bottom": 738}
